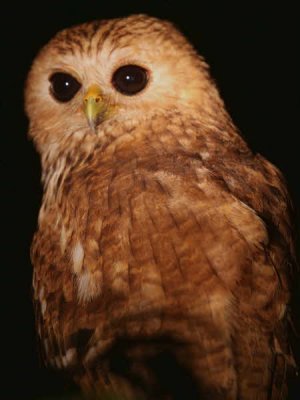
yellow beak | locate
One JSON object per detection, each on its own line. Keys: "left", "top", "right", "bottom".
{"left": 83, "top": 84, "right": 106, "bottom": 131}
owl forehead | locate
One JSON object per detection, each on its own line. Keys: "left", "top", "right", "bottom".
{"left": 49, "top": 15, "right": 179, "bottom": 59}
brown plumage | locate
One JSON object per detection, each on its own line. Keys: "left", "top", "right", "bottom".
{"left": 25, "top": 14, "right": 297, "bottom": 399}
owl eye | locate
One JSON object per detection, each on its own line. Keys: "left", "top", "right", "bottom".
{"left": 49, "top": 72, "right": 81, "bottom": 102}
{"left": 112, "top": 65, "right": 148, "bottom": 95}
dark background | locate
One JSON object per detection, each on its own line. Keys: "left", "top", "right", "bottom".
{"left": 2, "top": 1, "right": 299, "bottom": 399}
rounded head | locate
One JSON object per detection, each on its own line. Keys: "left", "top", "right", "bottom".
{"left": 25, "top": 14, "right": 221, "bottom": 150}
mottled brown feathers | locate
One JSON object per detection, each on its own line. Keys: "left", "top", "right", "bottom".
{"left": 50, "top": 15, "right": 196, "bottom": 56}
{"left": 26, "top": 14, "right": 296, "bottom": 399}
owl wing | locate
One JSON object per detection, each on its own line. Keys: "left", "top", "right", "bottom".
{"left": 208, "top": 152, "right": 297, "bottom": 398}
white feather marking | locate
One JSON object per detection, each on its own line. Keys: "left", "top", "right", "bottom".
{"left": 84, "top": 338, "right": 113, "bottom": 364}
{"left": 39, "top": 286, "right": 45, "bottom": 301}
{"left": 72, "top": 242, "right": 84, "bottom": 274}
{"left": 77, "top": 270, "right": 102, "bottom": 303}
{"left": 38, "top": 204, "right": 46, "bottom": 224}
{"left": 84, "top": 345, "right": 97, "bottom": 364}
{"left": 200, "top": 151, "right": 210, "bottom": 160}
{"left": 41, "top": 300, "right": 47, "bottom": 315}
{"left": 279, "top": 304, "right": 286, "bottom": 319}
{"left": 61, "top": 348, "right": 77, "bottom": 367}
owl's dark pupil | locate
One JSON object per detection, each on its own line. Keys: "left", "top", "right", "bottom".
{"left": 112, "top": 65, "right": 148, "bottom": 95}
{"left": 49, "top": 72, "right": 81, "bottom": 103}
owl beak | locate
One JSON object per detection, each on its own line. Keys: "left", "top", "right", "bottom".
{"left": 83, "top": 84, "right": 106, "bottom": 131}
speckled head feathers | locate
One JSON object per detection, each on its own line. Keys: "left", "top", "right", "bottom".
{"left": 25, "top": 14, "right": 224, "bottom": 153}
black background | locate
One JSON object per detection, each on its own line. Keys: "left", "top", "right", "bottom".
{"left": 2, "top": 1, "right": 299, "bottom": 399}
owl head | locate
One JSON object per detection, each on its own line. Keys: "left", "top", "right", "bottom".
{"left": 25, "top": 15, "right": 223, "bottom": 153}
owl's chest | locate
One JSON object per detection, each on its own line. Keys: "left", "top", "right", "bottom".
{"left": 33, "top": 154, "right": 267, "bottom": 316}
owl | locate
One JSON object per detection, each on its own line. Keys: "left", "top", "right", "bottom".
{"left": 25, "top": 14, "right": 297, "bottom": 400}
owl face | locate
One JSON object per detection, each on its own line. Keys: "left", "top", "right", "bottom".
{"left": 25, "top": 15, "right": 217, "bottom": 151}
